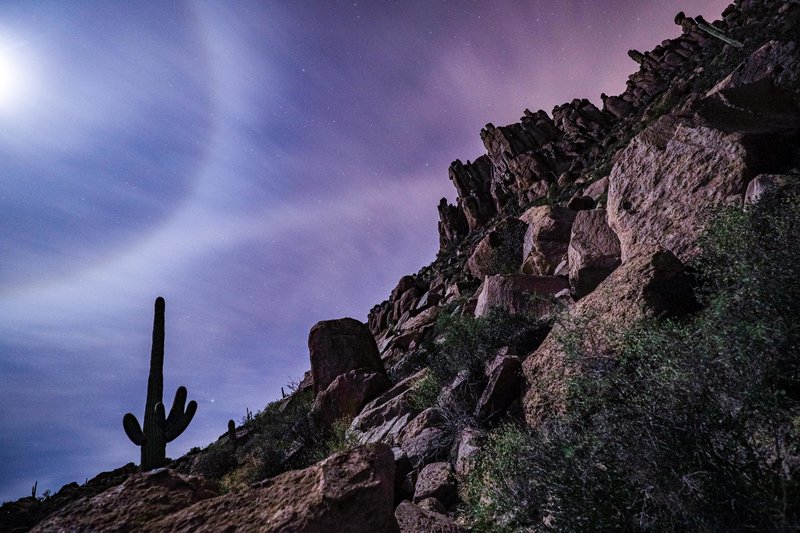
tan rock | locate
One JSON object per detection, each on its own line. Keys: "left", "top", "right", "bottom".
{"left": 152, "top": 444, "right": 398, "bottom": 532}
{"left": 523, "top": 249, "right": 697, "bottom": 427}
{"left": 607, "top": 80, "right": 800, "bottom": 263}
{"left": 350, "top": 369, "right": 428, "bottom": 445}
{"left": 568, "top": 209, "right": 621, "bottom": 299}
{"left": 474, "top": 274, "right": 568, "bottom": 317}
{"left": 398, "top": 408, "right": 449, "bottom": 467}
{"left": 519, "top": 205, "right": 577, "bottom": 275}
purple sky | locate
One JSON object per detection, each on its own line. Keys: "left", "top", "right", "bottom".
{"left": 0, "top": 0, "right": 730, "bottom": 502}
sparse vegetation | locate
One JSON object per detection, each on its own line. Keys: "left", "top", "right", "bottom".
{"left": 425, "top": 308, "right": 549, "bottom": 382}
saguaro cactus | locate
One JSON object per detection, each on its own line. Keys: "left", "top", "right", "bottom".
{"left": 122, "top": 297, "right": 197, "bottom": 471}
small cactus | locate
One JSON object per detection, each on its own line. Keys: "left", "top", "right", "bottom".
{"left": 227, "top": 419, "right": 237, "bottom": 445}
{"left": 122, "top": 297, "right": 197, "bottom": 471}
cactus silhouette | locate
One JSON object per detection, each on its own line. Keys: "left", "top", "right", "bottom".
{"left": 122, "top": 297, "right": 197, "bottom": 471}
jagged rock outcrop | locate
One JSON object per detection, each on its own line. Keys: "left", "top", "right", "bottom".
{"left": 608, "top": 79, "right": 800, "bottom": 262}
{"left": 312, "top": 369, "right": 390, "bottom": 426}
{"left": 475, "top": 354, "right": 523, "bottom": 424}
{"left": 413, "top": 462, "right": 457, "bottom": 507}
{"left": 465, "top": 217, "right": 527, "bottom": 278}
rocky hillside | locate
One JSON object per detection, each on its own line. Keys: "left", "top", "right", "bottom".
{"left": 4, "top": 0, "right": 800, "bottom": 530}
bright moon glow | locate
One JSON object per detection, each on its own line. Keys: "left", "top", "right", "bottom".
{"left": 0, "top": 37, "right": 34, "bottom": 114}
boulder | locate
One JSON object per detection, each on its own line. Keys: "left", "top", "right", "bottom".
{"left": 519, "top": 205, "right": 577, "bottom": 275}
{"left": 607, "top": 80, "right": 800, "bottom": 263}
{"left": 413, "top": 462, "right": 457, "bottom": 507}
{"left": 312, "top": 369, "right": 391, "bottom": 426}
{"left": 152, "top": 445, "right": 398, "bottom": 532}
{"left": 398, "top": 408, "right": 450, "bottom": 467}
{"left": 568, "top": 209, "right": 621, "bottom": 299}
{"left": 523, "top": 249, "right": 698, "bottom": 428}
{"left": 395, "top": 501, "right": 465, "bottom": 533}
{"left": 308, "top": 318, "right": 385, "bottom": 397}
{"left": 474, "top": 274, "right": 568, "bottom": 317}
{"left": 475, "top": 355, "right": 523, "bottom": 424}
{"left": 32, "top": 469, "right": 217, "bottom": 532}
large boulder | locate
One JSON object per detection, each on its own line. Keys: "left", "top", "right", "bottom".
{"left": 567, "top": 209, "right": 621, "bottom": 299}
{"left": 474, "top": 274, "right": 568, "bottom": 317}
{"left": 32, "top": 469, "right": 217, "bottom": 532}
{"left": 519, "top": 205, "right": 577, "bottom": 275}
{"left": 309, "top": 318, "right": 385, "bottom": 397}
{"left": 607, "top": 80, "right": 800, "bottom": 263}
{"left": 152, "top": 445, "right": 398, "bottom": 532}
{"left": 523, "top": 249, "right": 698, "bottom": 427}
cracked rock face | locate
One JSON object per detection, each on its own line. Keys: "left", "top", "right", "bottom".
{"left": 607, "top": 80, "right": 800, "bottom": 263}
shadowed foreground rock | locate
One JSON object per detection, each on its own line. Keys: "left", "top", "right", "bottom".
{"left": 33, "top": 445, "right": 398, "bottom": 532}
{"left": 31, "top": 469, "right": 217, "bottom": 532}
{"left": 155, "top": 444, "right": 398, "bottom": 532}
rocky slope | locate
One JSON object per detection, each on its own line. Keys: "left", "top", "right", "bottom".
{"left": 3, "top": 0, "right": 800, "bottom": 530}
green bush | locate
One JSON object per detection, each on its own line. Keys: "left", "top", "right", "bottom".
{"left": 408, "top": 372, "right": 441, "bottom": 410}
{"left": 464, "top": 189, "right": 800, "bottom": 531}
{"left": 426, "top": 308, "right": 549, "bottom": 382}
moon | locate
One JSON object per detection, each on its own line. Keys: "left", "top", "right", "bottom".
{"left": 0, "top": 36, "right": 34, "bottom": 114}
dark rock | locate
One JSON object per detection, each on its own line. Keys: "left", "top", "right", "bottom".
{"left": 312, "top": 369, "right": 390, "bottom": 426}
{"left": 475, "top": 355, "right": 523, "bottom": 424}
{"left": 395, "top": 501, "right": 465, "bottom": 533}
{"left": 308, "top": 317, "right": 385, "bottom": 397}
{"left": 413, "top": 462, "right": 457, "bottom": 507}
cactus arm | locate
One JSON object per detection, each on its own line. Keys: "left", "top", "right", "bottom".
{"left": 164, "top": 394, "right": 197, "bottom": 442}
{"left": 123, "top": 413, "right": 146, "bottom": 446}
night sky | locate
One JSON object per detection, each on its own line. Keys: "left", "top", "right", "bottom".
{"left": 0, "top": 0, "right": 730, "bottom": 502}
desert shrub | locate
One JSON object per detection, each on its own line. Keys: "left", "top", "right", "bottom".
{"left": 193, "top": 390, "right": 321, "bottom": 489}
{"left": 408, "top": 372, "right": 441, "bottom": 410}
{"left": 488, "top": 220, "right": 528, "bottom": 274}
{"left": 464, "top": 190, "right": 800, "bottom": 531}
{"left": 425, "top": 308, "right": 549, "bottom": 382}
{"left": 303, "top": 416, "right": 359, "bottom": 465}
